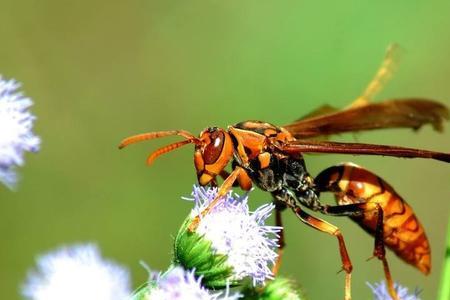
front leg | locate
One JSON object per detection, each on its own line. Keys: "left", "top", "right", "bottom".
{"left": 189, "top": 166, "right": 251, "bottom": 231}
{"left": 219, "top": 168, "right": 252, "bottom": 190}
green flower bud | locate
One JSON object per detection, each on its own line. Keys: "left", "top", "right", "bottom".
{"left": 173, "top": 216, "right": 235, "bottom": 288}
{"left": 240, "top": 277, "right": 306, "bottom": 300}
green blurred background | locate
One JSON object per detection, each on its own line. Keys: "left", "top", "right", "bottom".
{"left": 1, "top": 1, "right": 449, "bottom": 299}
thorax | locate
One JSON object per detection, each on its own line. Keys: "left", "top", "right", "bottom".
{"left": 228, "top": 121, "right": 311, "bottom": 194}
{"left": 228, "top": 120, "right": 294, "bottom": 168}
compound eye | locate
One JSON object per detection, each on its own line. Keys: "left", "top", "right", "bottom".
{"left": 203, "top": 131, "right": 225, "bottom": 164}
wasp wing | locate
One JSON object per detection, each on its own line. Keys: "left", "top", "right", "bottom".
{"left": 295, "top": 104, "right": 339, "bottom": 121}
{"left": 283, "top": 99, "right": 449, "bottom": 139}
{"left": 291, "top": 44, "right": 403, "bottom": 126}
{"left": 279, "top": 140, "right": 450, "bottom": 163}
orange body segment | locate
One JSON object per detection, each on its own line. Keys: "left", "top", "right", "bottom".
{"left": 322, "top": 164, "right": 431, "bottom": 274}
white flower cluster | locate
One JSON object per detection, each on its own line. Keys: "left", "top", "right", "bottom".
{"left": 187, "top": 186, "right": 281, "bottom": 285}
{"left": 368, "top": 281, "right": 421, "bottom": 300}
{"left": 148, "top": 267, "right": 240, "bottom": 300}
{"left": 22, "top": 244, "right": 131, "bottom": 300}
{"left": 0, "top": 76, "right": 40, "bottom": 188}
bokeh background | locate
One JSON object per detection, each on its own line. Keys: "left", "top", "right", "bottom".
{"left": 1, "top": 1, "right": 449, "bottom": 299}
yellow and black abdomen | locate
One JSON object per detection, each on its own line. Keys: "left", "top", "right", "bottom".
{"left": 315, "top": 163, "right": 431, "bottom": 274}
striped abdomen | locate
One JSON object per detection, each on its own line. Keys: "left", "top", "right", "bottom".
{"left": 316, "top": 163, "right": 431, "bottom": 274}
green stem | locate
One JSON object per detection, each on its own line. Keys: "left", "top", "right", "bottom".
{"left": 437, "top": 217, "right": 450, "bottom": 300}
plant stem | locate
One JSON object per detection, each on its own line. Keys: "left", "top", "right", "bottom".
{"left": 437, "top": 217, "right": 450, "bottom": 300}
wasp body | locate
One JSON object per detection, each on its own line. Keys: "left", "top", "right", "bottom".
{"left": 119, "top": 47, "right": 450, "bottom": 300}
{"left": 120, "top": 115, "right": 449, "bottom": 300}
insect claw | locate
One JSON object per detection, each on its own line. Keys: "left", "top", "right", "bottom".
{"left": 366, "top": 255, "right": 376, "bottom": 262}
{"left": 336, "top": 265, "right": 352, "bottom": 275}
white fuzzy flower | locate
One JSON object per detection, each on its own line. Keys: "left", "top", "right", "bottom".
{"left": 367, "top": 281, "right": 421, "bottom": 300}
{"left": 147, "top": 267, "right": 240, "bottom": 300}
{"left": 0, "top": 76, "right": 40, "bottom": 189}
{"left": 186, "top": 186, "right": 281, "bottom": 286}
{"left": 22, "top": 244, "right": 131, "bottom": 300}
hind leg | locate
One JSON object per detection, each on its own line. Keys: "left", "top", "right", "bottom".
{"left": 319, "top": 202, "right": 399, "bottom": 300}
{"left": 314, "top": 163, "right": 431, "bottom": 300}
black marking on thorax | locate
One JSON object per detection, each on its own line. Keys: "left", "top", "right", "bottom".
{"left": 234, "top": 120, "right": 281, "bottom": 136}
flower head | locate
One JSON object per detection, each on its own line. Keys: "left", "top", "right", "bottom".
{"left": 22, "top": 244, "right": 131, "bottom": 300}
{"left": 367, "top": 281, "right": 421, "bottom": 300}
{"left": 0, "top": 76, "right": 40, "bottom": 189}
{"left": 174, "top": 186, "right": 281, "bottom": 288}
{"left": 135, "top": 266, "right": 240, "bottom": 300}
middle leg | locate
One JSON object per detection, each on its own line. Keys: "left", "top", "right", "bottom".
{"left": 290, "top": 203, "right": 353, "bottom": 300}
{"left": 271, "top": 201, "right": 286, "bottom": 276}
